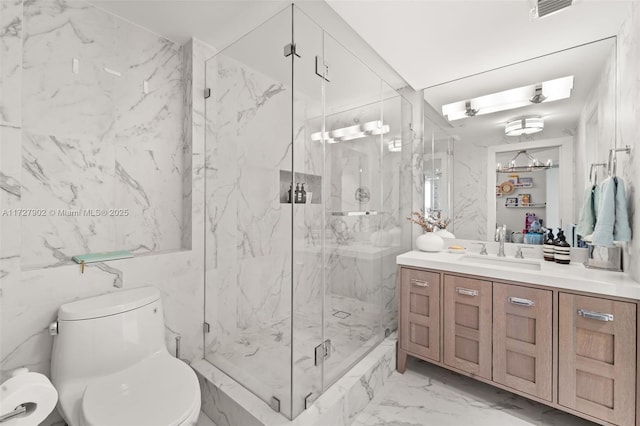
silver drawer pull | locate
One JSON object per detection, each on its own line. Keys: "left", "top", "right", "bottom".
{"left": 508, "top": 297, "right": 535, "bottom": 307}
{"left": 456, "top": 287, "right": 478, "bottom": 297}
{"left": 411, "top": 279, "right": 429, "bottom": 287}
{"left": 577, "top": 309, "right": 614, "bottom": 322}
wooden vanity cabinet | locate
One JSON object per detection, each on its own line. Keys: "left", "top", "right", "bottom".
{"left": 558, "top": 293, "right": 637, "bottom": 425}
{"left": 443, "top": 274, "right": 492, "bottom": 379}
{"left": 398, "top": 265, "right": 640, "bottom": 426}
{"left": 492, "top": 283, "right": 552, "bottom": 401}
{"left": 398, "top": 268, "right": 440, "bottom": 372}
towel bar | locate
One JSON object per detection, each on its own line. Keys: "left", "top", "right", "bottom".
{"left": 606, "top": 145, "right": 631, "bottom": 176}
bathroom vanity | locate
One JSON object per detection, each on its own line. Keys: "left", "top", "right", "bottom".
{"left": 397, "top": 250, "right": 640, "bottom": 426}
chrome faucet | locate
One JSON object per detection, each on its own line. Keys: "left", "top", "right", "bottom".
{"left": 496, "top": 224, "right": 507, "bottom": 257}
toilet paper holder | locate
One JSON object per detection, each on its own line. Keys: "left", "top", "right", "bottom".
{"left": 0, "top": 403, "right": 27, "bottom": 423}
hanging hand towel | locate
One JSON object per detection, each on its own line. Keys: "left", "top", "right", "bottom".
{"left": 613, "top": 177, "right": 632, "bottom": 241}
{"left": 576, "top": 185, "right": 597, "bottom": 237}
{"left": 592, "top": 176, "right": 632, "bottom": 246}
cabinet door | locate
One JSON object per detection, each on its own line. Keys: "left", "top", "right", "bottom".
{"left": 493, "top": 283, "right": 552, "bottom": 401}
{"left": 558, "top": 293, "right": 636, "bottom": 425}
{"left": 443, "top": 274, "right": 492, "bottom": 379}
{"left": 400, "top": 268, "right": 440, "bottom": 362}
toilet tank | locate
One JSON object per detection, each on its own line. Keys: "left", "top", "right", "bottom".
{"left": 51, "top": 287, "right": 167, "bottom": 386}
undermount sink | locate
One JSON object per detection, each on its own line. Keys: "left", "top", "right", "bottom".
{"left": 460, "top": 254, "right": 542, "bottom": 271}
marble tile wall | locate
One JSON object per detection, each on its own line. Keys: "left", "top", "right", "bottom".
{"left": 19, "top": 0, "right": 186, "bottom": 267}
{"left": 617, "top": 3, "right": 640, "bottom": 281}
{"left": 0, "top": 2, "right": 211, "bottom": 424}
{"left": 0, "top": 0, "right": 22, "bottom": 127}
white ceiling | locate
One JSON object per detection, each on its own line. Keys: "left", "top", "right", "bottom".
{"left": 326, "top": 0, "right": 632, "bottom": 90}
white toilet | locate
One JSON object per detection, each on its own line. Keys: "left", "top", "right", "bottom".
{"left": 50, "top": 287, "right": 201, "bottom": 426}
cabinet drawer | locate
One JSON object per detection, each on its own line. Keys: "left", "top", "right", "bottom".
{"left": 558, "top": 293, "right": 636, "bottom": 425}
{"left": 399, "top": 268, "right": 440, "bottom": 361}
{"left": 493, "top": 283, "right": 552, "bottom": 401}
{"left": 443, "top": 274, "right": 492, "bottom": 379}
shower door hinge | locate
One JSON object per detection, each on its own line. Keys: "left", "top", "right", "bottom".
{"left": 283, "top": 43, "right": 300, "bottom": 58}
{"left": 204, "top": 88, "right": 211, "bottom": 99}
{"left": 304, "top": 392, "right": 316, "bottom": 410}
{"left": 270, "top": 396, "right": 281, "bottom": 413}
{"left": 315, "top": 56, "right": 330, "bottom": 82}
{"left": 203, "top": 322, "right": 210, "bottom": 333}
{"left": 314, "top": 339, "right": 332, "bottom": 366}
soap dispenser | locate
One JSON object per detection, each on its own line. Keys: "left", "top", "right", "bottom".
{"left": 554, "top": 229, "right": 571, "bottom": 265}
{"left": 543, "top": 229, "right": 555, "bottom": 261}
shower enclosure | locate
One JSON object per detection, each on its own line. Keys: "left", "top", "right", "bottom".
{"left": 203, "top": 5, "right": 412, "bottom": 419}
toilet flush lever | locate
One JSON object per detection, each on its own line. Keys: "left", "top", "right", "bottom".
{"left": 49, "top": 321, "right": 58, "bottom": 336}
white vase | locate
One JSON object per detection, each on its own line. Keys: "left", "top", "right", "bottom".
{"left": 416, "top": 232, "right": 444, "bottom": 252}
{"left": 435, "top": 229, "right": 455, "bottom": 239}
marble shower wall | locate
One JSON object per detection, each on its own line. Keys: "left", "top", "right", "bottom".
{"left": 576, "top": 3, "right": 640, "bottom": 280}
{"left": 1, "top": 1, "right": 211, "bottom": 423}
{"left": 19, "top": 0, "right": 186, "bottom": 268}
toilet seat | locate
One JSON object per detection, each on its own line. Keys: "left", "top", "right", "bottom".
{"left": 81, "top": 352, "right": 200, "bottom": 426}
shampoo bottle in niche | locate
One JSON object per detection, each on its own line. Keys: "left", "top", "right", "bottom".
{"left": 554, "top": 229, "right": 571, "bottom": 264}
{"left": 294, "top": 183, "right": 301, "bottom": 203}
{"left": 287, "top": 184, "right": 293, "bottom": 203}
{"left": 301, "top": 183, "right": 307, "bottom": 203}
{"left": 543, "top": 229, "right": 555, "bottom": 261}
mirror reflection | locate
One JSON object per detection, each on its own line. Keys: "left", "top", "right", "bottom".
{"left": 423, "top": 36, "right": 617, "bottom": 243}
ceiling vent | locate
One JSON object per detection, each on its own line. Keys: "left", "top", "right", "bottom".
{"left": 536, "top": 0, "right": 573, "bottom": 18}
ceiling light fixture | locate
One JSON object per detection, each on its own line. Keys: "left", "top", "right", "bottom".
{"left": 505, "top": 116, "right": 544, "bottom": 136}
{"left": 497, "top": 150, "right": 553, "bottom": 173}
{"left": 311, "top": 120, "right": 390, "bottom": 143}
{"left": 441, "top": 75, "right": 573, "bottom": 121}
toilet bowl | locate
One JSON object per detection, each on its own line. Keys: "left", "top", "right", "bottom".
{"left": 50, "top": 287, "right": 201, "bottom": 426}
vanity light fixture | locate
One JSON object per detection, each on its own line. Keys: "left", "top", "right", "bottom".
{"left": 311, "top": 120, "right": 390, "bottom": 143}
{"left": 496, "top": 149, "right": 552, "bottom": 173}
{"left": 442, "top": 76, "right": 573, "bottom": 121}
{"left": 504, "top": 116, "right": 544, "bottom": 136}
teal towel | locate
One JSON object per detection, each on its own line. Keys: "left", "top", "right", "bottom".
{"left": 592, "top": 177, "right": 632, "bottom": 246}
{"left": 576, "top": 185, "right": 598, "bottom": 237}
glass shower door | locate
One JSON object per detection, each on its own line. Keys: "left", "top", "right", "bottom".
{"left": 203, "top": 5, "right": 295, "bottom": 417}
{"left": 321, "top": 33, "right": 385, "bottom": 388}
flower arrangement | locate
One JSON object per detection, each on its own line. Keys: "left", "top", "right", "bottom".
{"left": 407, "top": 210, "right": 450, "bottom": 233}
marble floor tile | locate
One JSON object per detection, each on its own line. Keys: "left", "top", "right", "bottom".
{"left": 352, "top": 357, "right": 598, "bottom": 426}
{"left": 206, "top": 294, "right": 382, "bottom": 410}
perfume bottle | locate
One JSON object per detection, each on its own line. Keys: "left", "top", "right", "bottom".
{"left": 301, "top": 183, "right": 307, "bottom": 204}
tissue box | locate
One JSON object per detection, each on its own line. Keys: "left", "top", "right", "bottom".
{"left": 584, "top": 245, "right": 622, "bottom": 272}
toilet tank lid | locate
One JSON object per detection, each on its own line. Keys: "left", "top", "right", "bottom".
{"left": 58, "top": 287, "right": 161, "bottom": 321}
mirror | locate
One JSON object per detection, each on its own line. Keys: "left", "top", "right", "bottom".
{"left": 423, "top": 36, "right": 617, "bottom": 242}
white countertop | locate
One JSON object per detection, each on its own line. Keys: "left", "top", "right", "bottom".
{"left": 397, "top": 250, "right": 640, "bottom": 301}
